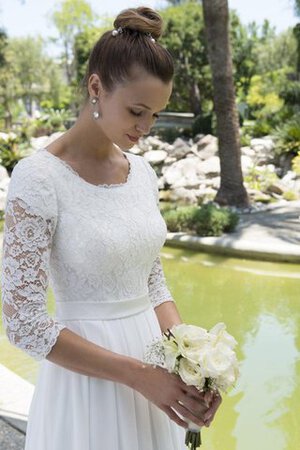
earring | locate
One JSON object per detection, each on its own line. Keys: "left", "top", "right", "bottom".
{"left": 91, "top": 96, "right": 101, "bottom": 119}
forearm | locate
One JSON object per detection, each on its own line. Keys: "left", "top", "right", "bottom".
{"left": 154, "top": 301, "right": 183, "bottom": 333}
{"left": 46, "top": 327, "right": 144, "bottom": 388}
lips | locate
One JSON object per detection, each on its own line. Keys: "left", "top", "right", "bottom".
{"left": 127, "top": 134, "right": 140, "bottom": 142}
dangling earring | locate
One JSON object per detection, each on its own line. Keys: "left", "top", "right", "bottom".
{"left": 91, "top": 96, "right": 101, "bottom": 119}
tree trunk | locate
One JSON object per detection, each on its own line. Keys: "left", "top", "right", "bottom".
{"left": 189, "top": 81, "right": 202, "bottom": 116}
{"left": 202, "top": 0, "right": 249, "bottom": 207}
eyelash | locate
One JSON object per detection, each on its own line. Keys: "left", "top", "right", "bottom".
{"left": 130, "top": 110, "right": 159, "bottom": 119}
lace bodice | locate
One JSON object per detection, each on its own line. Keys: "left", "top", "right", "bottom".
{"left": 1, "top": 148, "right": 174, "bottom": 361}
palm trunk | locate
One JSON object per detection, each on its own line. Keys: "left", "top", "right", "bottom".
{"left": 202, "top": 0, "right": 249, "bottom": 207}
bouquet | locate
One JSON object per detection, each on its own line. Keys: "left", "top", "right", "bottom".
{"left": 144, "top": 322, "right": 239, "bottom": 449}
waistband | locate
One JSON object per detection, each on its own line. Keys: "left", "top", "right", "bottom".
{"left": 55, "top": 294, "right": 151, "bottom": 321}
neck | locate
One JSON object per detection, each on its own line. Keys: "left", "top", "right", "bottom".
{"left": 59, "top": 105, "right": 117, "bottom": 162}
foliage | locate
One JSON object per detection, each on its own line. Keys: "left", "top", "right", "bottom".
{"left": 283, "top": 190, "right": 298, "bottom": 201}
{"left": 163, "top": 205, "right": 198, "bottom": 232}
{"left": 292, "top": 152, "right": 300, "bottom": 175}
{"left": 74, "top": 24, "right": 111, "bottom": 91}
{"left": 244, "top": 165, "right": 279, "bottom": 192}
{"left": 0, "top": 135, "right": 26, "bottom": 173}
{"left": 160, "top": 1, "right": 212, "bottom": 114}
{"left": 192, "top": 204, "right": 239, "bottom": 236}
{"left": 192, "top": 113, "right": 213, "bottom": 136}
{"left": 51, "top": 0, "right": 97, "bottom": 84}
{"left": 274, "top": 114, "right": 300, "bottom": 156}
{"left": 162, "top": 203, "right": 239, "bottom": 236}
{"left": 30, "top": 109, "right": 72, "bottom": 136}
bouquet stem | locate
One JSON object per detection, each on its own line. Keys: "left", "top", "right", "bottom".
{"left": 185, "top": 429, "right": 202, "bottom": 449}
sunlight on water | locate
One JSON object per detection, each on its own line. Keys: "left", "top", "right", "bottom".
{"left": 1, "top": 246, "right": 299, "bottom": 450}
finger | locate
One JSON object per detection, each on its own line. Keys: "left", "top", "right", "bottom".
{"left": 179, "top": 395, "right": 208, "bottom": 417}
{"left": 171, "top": 401, "right": 206, "bottom": 428}
{"left": 161, "top": 405, "right": 188, "bottom": 429}
{"left": 204, "top": 393, "right": 222, "bottom": 425}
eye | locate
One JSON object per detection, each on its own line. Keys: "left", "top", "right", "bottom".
{"left": 130, "top": 109, "right": 142, "bottom": 117}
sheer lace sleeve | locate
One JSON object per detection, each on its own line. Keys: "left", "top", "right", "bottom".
{"left": 142, "top": 157, "right": 175, "bottom": 308}
{"left": 1, "top": 157, "right": 66, "bottom": 361}
{"left": 147, "top": 255, "right": 175, "bottom": 309}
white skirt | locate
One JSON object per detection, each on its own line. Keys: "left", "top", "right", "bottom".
{"left": 25, "top": 299, "right": 185, "bottom": 450}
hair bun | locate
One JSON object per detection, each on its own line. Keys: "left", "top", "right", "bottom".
{"left": 113, "top": 7, "right": 163, "bottom": 40}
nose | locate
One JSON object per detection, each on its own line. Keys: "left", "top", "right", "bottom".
{"left": 136, "top": 118, "right": 152, "bottom": 136}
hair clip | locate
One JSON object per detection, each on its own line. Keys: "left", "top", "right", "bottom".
{"left": 147, "top": 32, "right": 156, "bottom": 43}
{"left": 112, "top": 27, "right": 123, "bottom": 36}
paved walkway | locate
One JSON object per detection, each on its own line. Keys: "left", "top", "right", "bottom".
{"left": 166, "top": 200, "right": 300, "bottom": 263}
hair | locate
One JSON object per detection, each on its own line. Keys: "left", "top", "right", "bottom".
{"left": 81, "top": 6, "right": 174, "bottom": 99}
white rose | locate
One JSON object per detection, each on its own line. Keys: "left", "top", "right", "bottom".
{"left": 178, "top": 357, "right": 205, "bottom": 389}
{"left": 171, "top": 324, "right": 209, "bottom": 363}
{"left": 209, "top": 322, "right": 237, "bottom": 349}
{"left": 215, "top": 363, "right": 239, "bottom": 391}
{"left": 163, "top": 337, "right": 180, "bottom": 371}
{"left": 200, "top": 345, "right": 234, "bottom": 379}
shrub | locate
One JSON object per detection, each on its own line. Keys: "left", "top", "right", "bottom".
{"left": 0, "top": 135, "right": 25, "bottom": 174}
{"left": 274, "top": 113, "right": 300, "bottom": 156}
{"left": 292, "top": 152, "right": 300, "bottom": 176}
{"left": 162, "top": 204, "right": 239, "bottom": 236}
{"left": 190, "top": 204, "right": 239, "bottom": 237}
{"left": 163, "top": 206, "right": 198, "bottom": 232}
{"left": 283, "top": 190, "right": 298, "bottom": 201}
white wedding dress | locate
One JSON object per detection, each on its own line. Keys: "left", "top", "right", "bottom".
{"left": 1, "top": 147, "right": 185, "bottom": 450}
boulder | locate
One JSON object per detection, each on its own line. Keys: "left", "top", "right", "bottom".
{"left": 199, "top": 156, "right": 220, "bottom": 176}
{"left": 144, "top": 150, "right": 168, "bottom": 165}
{"left": 163, "top": 157, "right": 205, "bottom": 188}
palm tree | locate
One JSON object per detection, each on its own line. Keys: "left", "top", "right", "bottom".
{"left": 202, "top": 0, "right": 249, "bottom": 207}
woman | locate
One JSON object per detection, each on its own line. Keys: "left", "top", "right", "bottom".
{"left": 1, "top": 7, "right": 221, "bottom": 450}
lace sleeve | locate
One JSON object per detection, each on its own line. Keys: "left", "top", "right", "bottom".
{"left": 1, "top": 157, "right": 66, "bottom": 361}
{"left": 147, "top": 256, "right": 175, "bottom": 309}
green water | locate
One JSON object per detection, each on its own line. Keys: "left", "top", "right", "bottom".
{"left": 1, "top": 246, "right": 299, "bottom": 450}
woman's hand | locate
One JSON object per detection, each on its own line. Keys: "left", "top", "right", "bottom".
{"left": 132, "top": 364, "right": 216, "bottom": 429}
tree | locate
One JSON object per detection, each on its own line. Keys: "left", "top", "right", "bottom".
{"left": 51, "top": 0, "right": 96, "bottom": 85}
{"left": 202, "top": 0, "right": 249, "bottom": 207}
{"left": 160, "top": 1, "right": 212, "bottom": 114}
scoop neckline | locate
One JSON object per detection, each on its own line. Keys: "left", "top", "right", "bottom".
{"left": 38, "top": 147, "right": 133, "bottom": 189}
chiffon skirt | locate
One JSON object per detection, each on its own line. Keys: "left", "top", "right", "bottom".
{"left": 24, "top": 303, "right": 186, "bottom": 450}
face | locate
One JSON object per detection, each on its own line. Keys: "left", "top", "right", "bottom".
{"left": 88, "top": 66, "right": 173, "bottom": 149}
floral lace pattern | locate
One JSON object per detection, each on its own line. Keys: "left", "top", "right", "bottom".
{"left": 1, "top": 149, "right": 174, "bottom": 361}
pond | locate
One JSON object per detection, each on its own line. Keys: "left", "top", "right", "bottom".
{"left": 1, "top": 246, "right": 299, "bottom": 450}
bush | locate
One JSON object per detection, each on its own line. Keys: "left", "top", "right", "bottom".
{"left": 190, "top": 204, "right": 239, "bottom": 237}
{"left": 162, "top": 204, "right": 239, "bottom": 236}
{"left": 274, "top": 113, "right": 300, "bottom": 156}
{"left": 292, "top": 152, "right": 300, "bottom": 176}
{"left": 192, "top": 113, "right": 213, "bottom": 136}
{"left": 0, "top": 135, "right": 25, "bottom": 174}
{"left": 163, "top": 206, "right": 198, "bottom": 232}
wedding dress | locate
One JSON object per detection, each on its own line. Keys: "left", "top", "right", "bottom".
{"left": 1, "top": 147, "right": 185, "bottom": 450}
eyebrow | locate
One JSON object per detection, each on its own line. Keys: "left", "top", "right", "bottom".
{"left": 133, "top": 103, "right": 164, "bottom": 112}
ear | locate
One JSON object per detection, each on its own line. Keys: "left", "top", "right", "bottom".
{"left": 87, "top": 73, "right": 104, "bottom": 98}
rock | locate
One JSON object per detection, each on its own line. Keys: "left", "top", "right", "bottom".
{"left": 163, "top": 157, "right": 205, "bottom": 188}
{"left": 195, "top": 134, "right": 218, "bottom": 160}
{"left": 241, "top": 146, "right": 255, "bottom": 157}
{"left": 199, "top": 156, "right": 220, "bottom": 176}
{"left": 250, "top": 137, "right": 275, "bottom": 153}
{"left": 0, "top": 165, "right": 9, "bottom": 182}
{"left": 30, "top": 132, "right": 65, "bottom": 151}
{"left": 241, "top": 155, "right": 253, "bottom": 172}
{"left": 129, "top": 144, "right": 142, "bottom": 155}
{"left": 169, "top": 187, "right": 200, "bottom": 204}
{"left": 144, "top": 150, "right": 168, "bottom": 165}
{"left": 172, "top": 137, "right": 192, "bottom": 159}
{"left": 0, "top": 131, "right": 17, "bottom": 141}
{"left": 266, "top": 181, "right": 287, "bottom": 195}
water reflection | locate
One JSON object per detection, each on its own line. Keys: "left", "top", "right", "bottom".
{"left": 233, "top": 314, "right": 299, "bottom": 450}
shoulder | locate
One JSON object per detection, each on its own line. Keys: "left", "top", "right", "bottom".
{"left": 128, "top": 152, "right": 157, "bottom": 180}
{"left": 11, "top": 150, "right": 52, "bottom": 181}
{"left": 6, "top": 150, "right": 57, "bottom": 218}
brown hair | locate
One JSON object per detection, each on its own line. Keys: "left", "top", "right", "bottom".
{"left": 81, "top": 6, "right": 174, "bottom": 99}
